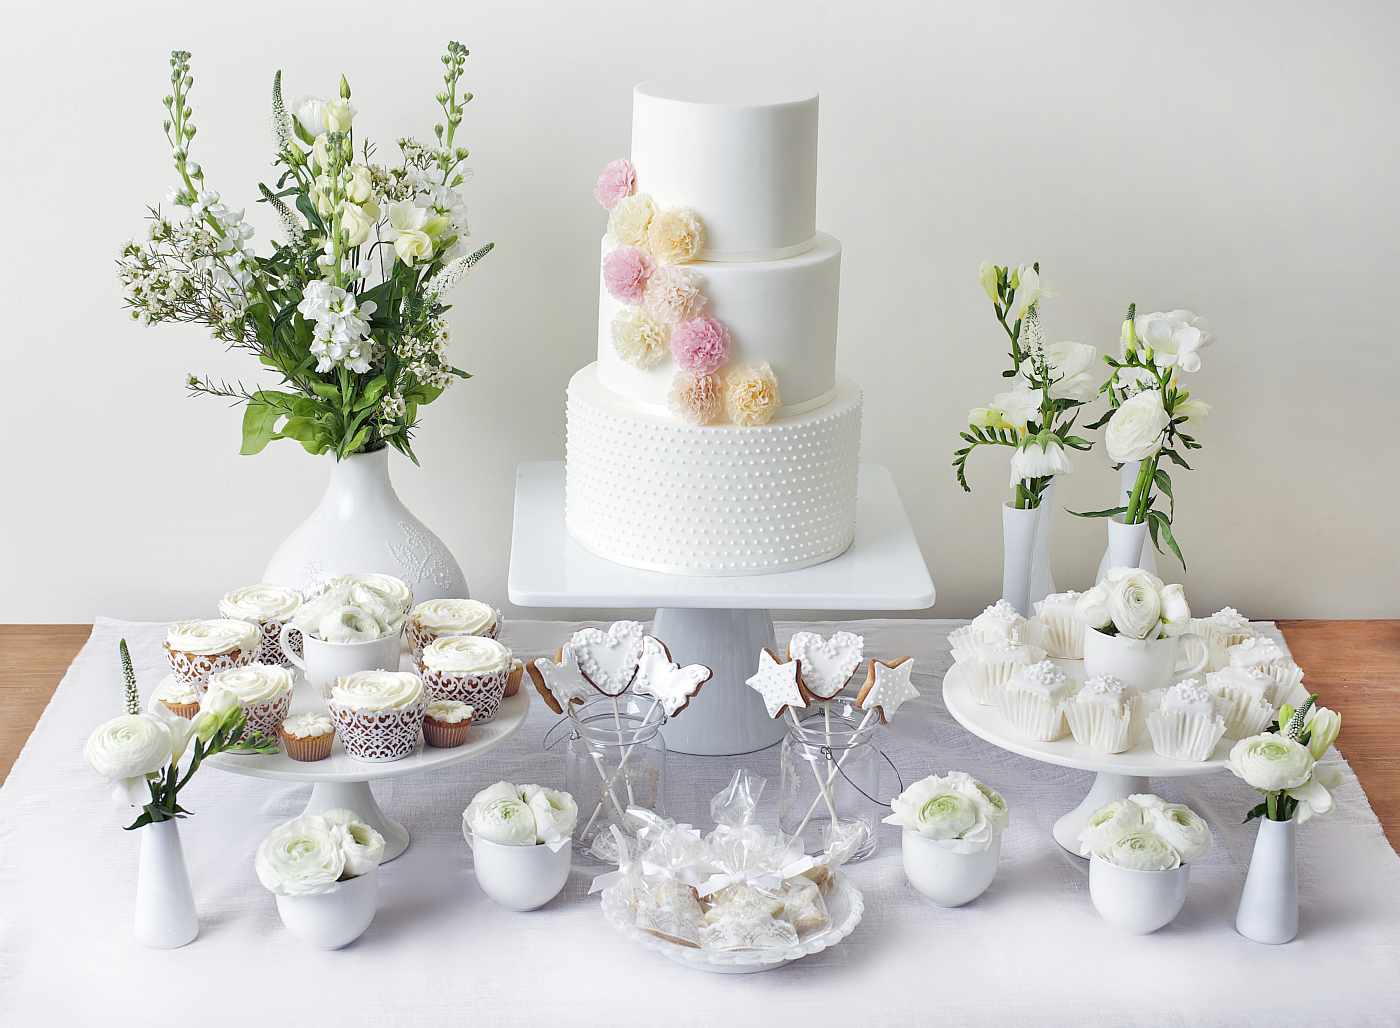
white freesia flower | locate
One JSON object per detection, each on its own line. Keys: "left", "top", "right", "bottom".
{"left": 1227, "top": 733, "right": 1316, "bottom": 792}
{"left": 1141, "top": 803, "right": 1213, "bottom": 862}
{"left": 1006, "top": 265, "right": 1053, "bottom": 323}
{"left": 320, "top": 808, "right": 386, "bottom": 876}
{"left": 1105, "top": 390, "right": 1170, "bottom": 463}
{"left": 84, "top": 714, "right": 172, "bottom": 806}
{"left": 1135, "top": 309, "right": 1215, "bottom": 373}
{"left": 1100, "top": 829, "right": 1182, "bottom": 870}
{"left": 145, "top": 701, "right": 197, "bottom": 766}
{"left": 1075, "top": 583, "right": 1114, "bottom": 631}
{"left": 1041, "top": 340, "right": 1098, "bottom": 402}
{"left": 255, "top": 814, "right": 347, "bottom": 896}
{"left": 1108, "top": 568, "right": 1166, "bottom": 640}
{"left": 978, "top": 261, "right": 999, "bottom": 301}
{"left": 193, "top": 683, "right": 240, "bottom": 742}
{"left": 520, "top": 785, "right": 579, "bottom": 844}
{"left": 1175, "top": 398, "right": 1211, "bottom": 425}
{"left": 1009, "top": 435, "right": 1073, "bottom": 486}
{"left": 989, "top": 383, "right": 1041, "bottom": 433}
{"left": 1290, "top": 765, "right": 1343, "bottom": 823}
{"left": 1305, "top": 707, "right": 1341, "bottom": 760}
{"left": 465, "top": 791, "right": 538, "bottom": 846}
{"left": 1078, "top": 798, "right": 1143, "bottom": 856}
{"left": 968, "top": 407, "right": 1009, "bottom": 431}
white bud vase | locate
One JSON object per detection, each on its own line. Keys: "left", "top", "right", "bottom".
{"left": 1235, "top": 816, "right": 1298, "bottom": 944}
{"left": 1095, "top": 462, "right": 1157, "bottom": 582}
{"left": 1002, "top": 478, "right": 1057, "bottom": 618}
{"left": 263, "top": 447, "right": 468, "bottom": 601}
{"left": 134, "top": 819, "right": 198, "bottom": 949}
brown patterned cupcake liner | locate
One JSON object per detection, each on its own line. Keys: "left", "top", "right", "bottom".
{"left": 164, "top": 642, "right": 256, "bottom": 692}
{"left": 159, "top": 698, "right": 201, "bottom": 720}
{"left": 282, "top": 727, "right": 335, "bottom": 761}
{"left": 420, "top": 666, "right": 509, "bottom": 723}
{"left": 327, "top": 697, "right": 427, "bottom": 762}
{"left": 423, "top": 713, "right": 474, "bottom": 748}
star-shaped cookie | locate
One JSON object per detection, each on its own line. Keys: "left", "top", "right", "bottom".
{"left": 526, "top": 644, "right": 594, "bottom": 714}
{"left": 856, "top": 656, "right": 918, "bottom": 724}
{"left": 745, "top": 648, "right": 807, "bottom": 719}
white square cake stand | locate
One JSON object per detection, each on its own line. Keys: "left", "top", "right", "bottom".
{"left": 507, "top": 462, "right": 936, "bottom": 755}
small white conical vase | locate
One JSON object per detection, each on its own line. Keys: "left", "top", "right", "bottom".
{"left": 1236, "top": 816, "right": 1299, "bottom": 944}
{"left": 1002, "top": 478, "right": 1057, "bottom": 618}
{"left": 263, "top": 448, "right": 468, "bottom": 601}
{"left": 1096, "top": 461, "right": 1157, "bottom": 581}
{"left": 134, "top": 819, "right": 198, "bottom": 949}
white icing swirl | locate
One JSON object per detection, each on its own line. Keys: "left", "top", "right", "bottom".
{"left": 327, "top": 573, "right": 413, "bottom": 614}
{"left": 157, "top": 679, "right": 200, "bottom": 705}
{"left": 426, "top": 700, "right": 474, "bottom": 724}
{"left": 422, "top": 636, "right": 511, "bottom": 675}
{"left": 166, "top": 619, "right": 261, "bottom": 656}
{"left": 412, "top": 598, "right": 497, "bottom": 634}
{"left": 218, "top": 584, "right": 303, "bottom": 621}
{"left": 282, "top": 712, "right": 334, "bottom": 738}
{"left": 208, "top": 663, "right": 295, "bottom": 704}
{"left": 330, "top": 671, "right": 425, "bottom": 712}
{"left": 1008, "top": 660, "right": 1073, "bottom": 702}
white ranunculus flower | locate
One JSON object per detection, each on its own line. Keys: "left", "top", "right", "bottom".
{"left": 989, "top": 383, "right": 1041, "bottom": 433}
{"left": 1290, "top": 765, "right": 1343, "bottom": 823}
{"left": 1006, "top": 265, "right": 1053, "bottom": 323}
{"left": 1109, "top": 569, "right": 1166, "bottom": 640}
{"left": 1101, "top": 829, "right": 1182, "bottom": 870}
{"left": 84, "top": 714, "right": 173, "bottom": 806}
{"left": 1227, "top": 733, "right": 1316, "bottom": 792}
{"left": 520, "top": 785, "right": 579, "bottom": 843}
{"left": 947, "top": 771, "right": 1010, "bottom": 834}
{"left": 1075, "top": 583, "right": 1114, "bottom": 631}
{"left": 470, "top": 781, "right": 526, "bottom": 806}
{"left": 1142, "top": 804, "right": 1213, "bottom": 863}
{"left": 1159, "top": 583, "right": 1191, "bottom": 638}
{"left": 1175, "top": 398, "right": 1211, "bottom": 425}
{"left": 318, "top": 604, "right": 388, "bottom": 643}
{"left": 1305, "top": 707, "right": 1341, "bottom": 760}
{"left": 1042, "top": 340, "right": 1098, "bottom": 402}
{"left": 466, "top": 796, "right": 538, "bottom": 846}
{"left": 320, "top": 808, "right": 386, "bottom": 876}
{"left": 1078, "top": 798, "right": 1143, "bottom": 857}
{"left": 255, "top": 815, "right": 347, "bottom": 896}
{"left": 1135, "top": 309, "right": 1215, "bottom": 373}
{"left": 1105, "top": 390, "right": 1171, "bottom": 463}
{"left": 1009, "top": 435, "right": 1073, "bottom": 486}
{"left": 978, "top": 261, "right": 999, "bottom": 301}
{"left": 883, "top": 776, "right": 990, "bottom": 852}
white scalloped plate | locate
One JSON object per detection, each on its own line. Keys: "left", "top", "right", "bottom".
{"left": 600, "top": 872, "right": 864, "bottom": 974}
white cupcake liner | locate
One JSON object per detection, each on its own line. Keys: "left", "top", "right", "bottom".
{"left": 1262, "top": 661, "right": 1304, "bottom": 704}
{"left": 239, "top": 692, "right": 293, "bottom": 744}
{"left": 1146, "top": 708, "right": 1227, "bottom": 762}
{"left": 164, "top": 642, "right": 256, "bottom": 691}
{"left": 1034, "top": 612, "right": 1084, "bottom": 659}
{"left": 327, "top": 695, "right": 427, "bottom": 762}
{"left": 946, "top": 626, "right": 978, "bottom": 656}
{"left": 965, "top": 659, "right": 1030, "bottom": 705}
{"left": 1212, "top": 686, "right": 1276, "bottom": 740}
{"left": 1064, "top": 695, "right": 1143, "bottom": 753}
{"left": 1013, "top": 618, "right": 1053, "bottom": 654}
{"left": 994, "top": 688, "right": 1068, "bottom": 741}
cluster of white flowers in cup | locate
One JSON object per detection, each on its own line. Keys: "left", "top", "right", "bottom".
{"left": 465, "top": 782, "right": 579, "bottom": 848}
{"left": 1076, "top": 566, "right": 1190, "bottom": 641}
{"left": 883, "top": 772, "right": 1010, "bottom": 854}
{"left": 1079, "top": 794, "right": 1213, "bottom": 870}
{"left": 1227, "top": 694, "right": 1343, "bottom": 824}
{"left": 255, "top": 809, "right": 386, "bottom": 896}
{"left": 294, "top": 578, "right": 407, "bottom": 643}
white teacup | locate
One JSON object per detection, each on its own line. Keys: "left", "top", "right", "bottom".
{"left": 280, "top": 621, "right": 403, "bottom": 691}
{"left": 464, "top": 826, "right": 572, "bottom": 911}
{"left": 1081, "top": 628, "right": 1208, "bottom": 693}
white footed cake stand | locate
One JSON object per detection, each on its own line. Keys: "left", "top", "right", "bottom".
{"left": 196, "top": 655, "right": 529, "bottom": 861}
{"left": 508, "top": 462, "right": 935, "bottom": 756}
{"left": 942, "top": 659, "right": 1306, "bottom": 854}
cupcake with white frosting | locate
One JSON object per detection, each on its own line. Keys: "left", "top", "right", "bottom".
{"left": 155, "top": 678, "right": 201, "bottom": 719}
{"left": 505, "top": 658, "right": 525, "bottom": 697}
{"left": 1032, "top": 590, "right": 1085, "bottom": 658}
{"left": 423, "top": 699, "right": 475, "bottom": 748}
{"left": 952, "top": 638, "right": 1048, "bottom": 705}
{"left": 994, "top": 660, "right": 1074, "bottom": 741}
{"left": 1226, "top": 636, "right": 1291, "bottom": 679}
{"left": 206, "top": 663, "right": 296, "bottom": 742}
{"left": 406, "top": 598, "right": 501, "bottom": 662}
{"left": 218, "top": 584, "right": 303, "bottom": 666}
{"left": 1202, "top": 607, "right": 1256, "bottom": 651}
{"left": 1203, "top": 666, "right": 1277, "bottom": 740}
{"left": 327, "top": 670, "right": 427, "bottom": 762}
{"left": 1146, "top": 680, "right": 1228, "bottom": 761}
{"left": 281, "top": 711, "right": 335, "bottom": 762}
{"left": 164, "top": 619, "right": 261, "bottom": 691}
{"left": 1063, "top": 675, "right": 1141, "bottom": 753}
{"left": 419, "top": 636, "right": 514, "bottom": 723}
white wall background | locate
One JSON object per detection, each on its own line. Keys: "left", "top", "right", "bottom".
{"left": 2, "top": 1, "right": 1395, "bottom": 624}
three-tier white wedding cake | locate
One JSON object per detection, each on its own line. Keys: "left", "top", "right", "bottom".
{"left": 566, "top": 79, "right": 862, "bottom": 576}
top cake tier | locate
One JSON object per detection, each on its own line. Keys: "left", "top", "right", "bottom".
{"left": 632, "top": 79, "right": 818, "bottom": 260}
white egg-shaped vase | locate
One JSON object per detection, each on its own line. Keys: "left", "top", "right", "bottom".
{"left": 275, "top": 868, "right": 379, "bottom": 949}
{"left": 1089, "top": 854, "right": 1190, "bottom": 934}
{"left": 263, "top": 448, "right": 468, "bottom": 601}
{"left": 466, "top": 828, "right": 573, "bottom": 911}
{"left": 902, "top": 830, "right": 1001, "bottom": 907}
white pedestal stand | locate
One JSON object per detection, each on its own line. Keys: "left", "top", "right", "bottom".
{"left": 508, "top": 462, "right": 935, "bottom": 755}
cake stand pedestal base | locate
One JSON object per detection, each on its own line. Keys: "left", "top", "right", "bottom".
{"left": 1051, "top": 772, "right": 1151, "bottom": 854}
{"left": 302, "top": 780, "right": 411, "bottom": 862}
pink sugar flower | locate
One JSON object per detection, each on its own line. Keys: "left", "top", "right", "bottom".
{"left": 602, "top": 246, "right": 656, "bottom": 305}
{"left": 593, "top": 158, "right": 636, "bottom": 210}
{"left": 671, "top": 314, "right": 731, "bottom": 376}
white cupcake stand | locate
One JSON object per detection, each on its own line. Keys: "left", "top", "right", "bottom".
{"left": 942, "top": 659, "right": 1306, "bottom": 855}
{"left": 201, "top": 658, "right": 530, "bottom": 862}
{"left": 507, "top": 462, "right": 935, "bottom": 755}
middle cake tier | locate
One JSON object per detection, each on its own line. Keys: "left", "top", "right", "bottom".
{"left": 595, "top": 232, "right": 842, "bottom": 417}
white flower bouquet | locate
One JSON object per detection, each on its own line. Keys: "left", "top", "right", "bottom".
{"left": 117, "top": 45, "right": 492, "bottom": 462}
{"left": 1075, "top": 566, "right": 1191, "bottom": 640}
{"left": 883, "top": 772, "right": 1010, "bottom": 854}
{"left": 954, "top": 262, "right": 1095, "bottom": 509}
{"left": 464, "top": 782, "right": 579, "bottom": 850}
{"left": 255, "top": 808, "right": 386, "bottom": 896}
{"left": 1079, "top": 794, "right": 1213, "bottom": 869}
{"left": 1227, "top": 695, "right": 1343, "bottom": 824}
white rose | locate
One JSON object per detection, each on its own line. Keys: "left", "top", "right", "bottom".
{"left": 1227, "top": 733, "right": 1316, "bottom": 792}
{"left": 255, "top": 815, "right": 347, "bottom": 896}
{"left": 1109, "top": 569, "right": 1165, "bottom": 640}
{"left": 311, "top": 133, "right": 330, "bottom": 174}
{"left": 1078, "top": 798, "right": 1143, "bottom": 857}
{"left": 1075, "top": 583, "right": 1114, "bottom": 631}
{"left": 322, "top": 98, "right": 355, "bottom": 133}
{"left": 339, "top": 203, "right": 376, "bottom": 248}
{"left": 1100, "top": 829, "right": 1182, "bottom": 870}
{"left": 1142, "top": 803, "right": 1213, "bottom": 863}
{"left": 1042, "top": 340, "right": 1098, "bottom": 402}
{"left": 1159, "top": 583, "right": 1191, "bottom": 638}
{"left": 84, "top": 714, "right": 172, "bottom": 806}
{"left": 520, "top": 785, "right": 579, "bottom": 843}
{"left": 1008, "top": 435, "right": 1073, "bottom": 486}
{"left": 320, "top": 808, "right": 386, "bottom": 876}
{"left": 1134, "top": 309, "right": 1215, "bottom": 373}
{"left": 1105, "top": 390, "right": 1170, "bottom": 463}
{"left": 989, "top": 383, "right": 1041, "bottom": 433}
{"left": 293, "top": 96, "right": 330, "bottom": 138}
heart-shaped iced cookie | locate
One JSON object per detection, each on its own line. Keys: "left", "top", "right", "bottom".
{"left": 633, "top": 636, "right": 711, "bottom": 717}
{"left": 787, "top": 631, "right": 864, "bottom": 701}
{"left": 571, "top": 621, "right": 646, "bottom": 696}
{"left": 526, "top": 644, "right": 594, "bottom": 714}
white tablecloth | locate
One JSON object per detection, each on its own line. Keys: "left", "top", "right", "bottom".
{"left": 2, "top": 617, "right": 1398, "bottom": 1027}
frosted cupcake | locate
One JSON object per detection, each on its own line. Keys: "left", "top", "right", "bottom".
{"left": 1202, "top": 607, "right": 1256, "bottom": 650}
{"left": 164, "top": 619, "right": 261, "bottom": 691}
{"left": 155, "top": 678, "right": 201, "bottom": 720}
{"left": 423, "top": 699, "right": 475, "bottom": 748}
{"left": 218, "top": 584, "right": 303, "bottom": 666}
{"left": 419, "top": 636, "right": 513, "bottom": 723}
{"left": 1032, "top": 590, "right": 1085, "bottom": 658}
{"left": 505, "top": 658, "right": 525, "bottom": 697}
{"left": 1146, "top": 680, "right": 1227, "bottom": 761}
{"left": 406, "top": 598, "right": 501, "bottom": 662}
{"left": 953, "top": 639, "right": 1047, "bottom": 705}
{"left": 948, "top": 600, "right": 1026, "bottom": 654}
{"left": 994, "top": 660, "right": 1074, "bottom": 741}
{"left": 1203, "top": 666, "right": 1277, "bottom": 740}
{"left": 1063, "top": 675, "right": 1140, "bottom": 753}
{"left": 1227, "top": 636, "right": 1292, "bottom": 678}
{"left": 206, "top": 663, "right": 296, "bottom": 742}
{"left": 327, "top": 670, "right": 427, "bottom": 762}
{"left": 324, "top": 573, "right": 414, "bottom": 617}
{"left": 281, "top": 711, "right": 335, "bottom": 762}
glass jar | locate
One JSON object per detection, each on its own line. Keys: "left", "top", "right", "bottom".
{"left": 565, "top": 696, "right": 667, "bottom": 858}
{"left": 778, "top": 697, "right": 881, "bottom": 862}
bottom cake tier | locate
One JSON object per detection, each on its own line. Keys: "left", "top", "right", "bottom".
{"left": 565, "top": 364, "right": 863, "bottom": 576}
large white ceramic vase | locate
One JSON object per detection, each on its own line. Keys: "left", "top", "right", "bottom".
{"left": 263, "top": 448, "right": 468, "bottom": 601}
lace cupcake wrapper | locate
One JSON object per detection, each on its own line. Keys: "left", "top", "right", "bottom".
{"left": 164, "top": 642, "right": 256, "bottom": 691}
{"left": 328, "top": 697, "right": 427, "bottom": 762}
{"left": 421, "top": 666, "right": 508, "bottom": 723}
{"left": 406, "top": 610, "right": 503, "bottom": 663}
{"left": 239, "top": 692, "right": 293, "bottom": 743}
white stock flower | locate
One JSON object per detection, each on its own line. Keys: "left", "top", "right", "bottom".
{"left": 1135, "top": 310, "right": 1215, "bottom": 373}
{"left": 989, "top": 383, "right": 1041, "bottom": 433}
{"left": 1159, "top": 583, "right": 1191, "bottom": 637}
{"left": 1042, "top": 340, "right": 1098, "bottom": 402}
{"left": 1108, "top": 568, "right": 1166, "bottom": 640}
{"left": 1141, "top": 803, "right": 1213, "bottom": 862}
{"left": 1105, "top": 390, "right": 1170, "bottom": 463}
{"left": 520, "top": 785, "right": 578, "bottom": 843}
{"left": 255, "top": 815, "right": 347, "bottom": 896}
{"left": 1008, "top": 435, "right": 1073, "bottom": 486}
{"left": 1006, "top": 265, "right": 1053, "bottom": 322}
{"left": 84, "top": 714, "right": 172, "bottom": 806}
{"left": 296, "top": 279, "right": 378, "bottom": 374}
{"left": 1075, "top": 583, "right": 1114, "bottom": 631}
{"left": 1078, "top": 798, "right": 1143, "bottom": 857}
{"left": 320, "top": 808, "right": 386, "bottom": 876}
{"left": 1227, "top": 733, "right": 1316, "bottom": 792}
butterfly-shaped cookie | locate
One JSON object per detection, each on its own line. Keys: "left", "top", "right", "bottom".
{"left": 526, "top": 644, "right": 595, "bottom": 714}
{"left": 571, "top": 621, "right": 647, "bottom": 696}
{"left": 856, "top": 656, "right": 918, "bottom": 724}
{"left": 632, "top": 637, "right": 711, "bottom": 716}
{"left": 745, "top": 648, "right": 807, "bottom": 719}
{"left": 787, "top": 631, "right": 864, "bottom": 701}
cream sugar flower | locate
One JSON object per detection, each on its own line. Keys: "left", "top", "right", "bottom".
{"left": 642, "top": 264, "right": 706, "bottom": 325}
{"left": 607, "top": 192, "right": 656, "bottom": 249}
{"left": 610, "top": 307, "right": 670, "bottom": 369}
{"left": 646, "top": 205, "right": 705, "bottom": 264}
{"left": 724, "top": 362, "right": 780, "bottom": 427}
{"left": 667, "top": 369, "right": 723, "bottom": 426}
